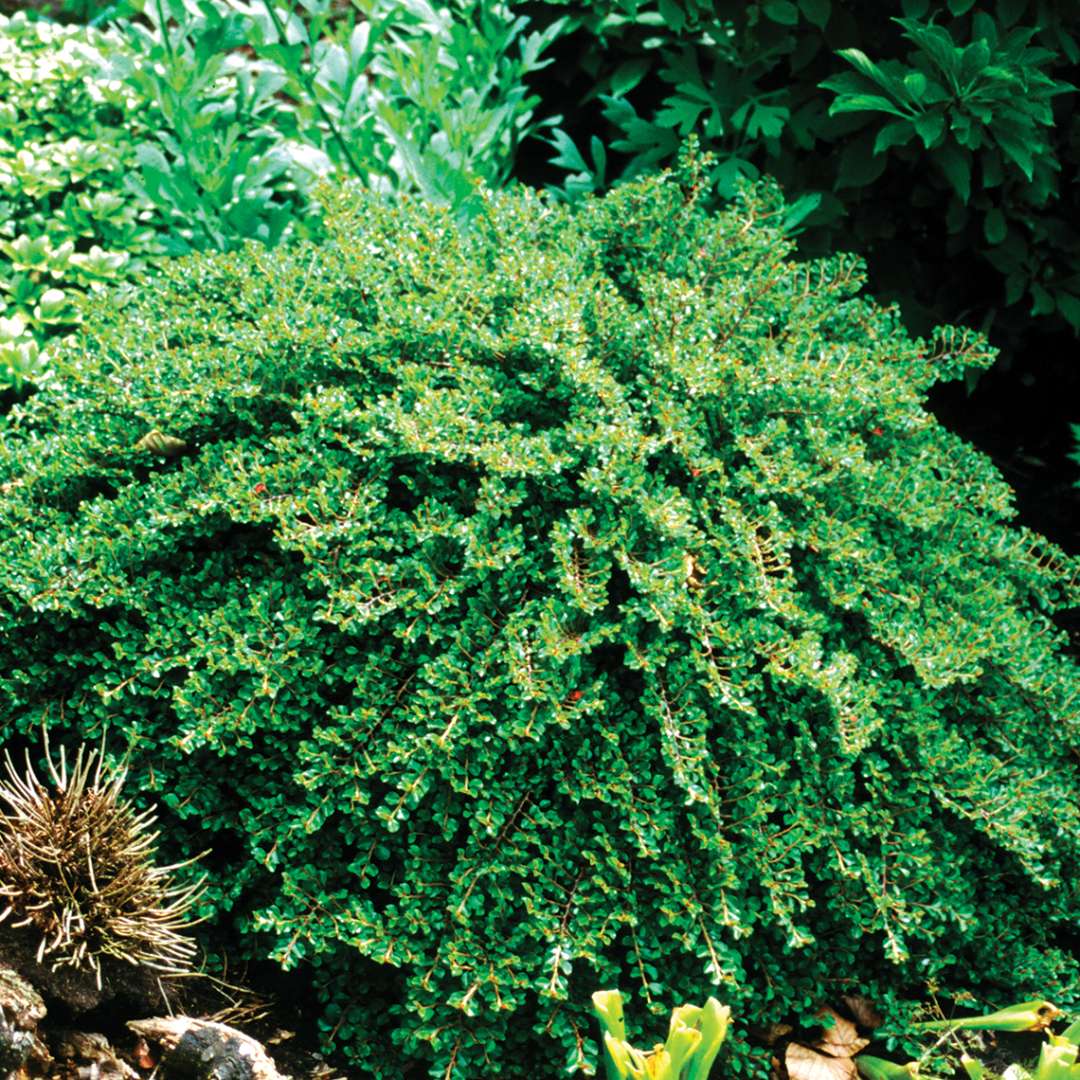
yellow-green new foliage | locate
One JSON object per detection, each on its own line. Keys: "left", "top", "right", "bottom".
{"left": 916, "top": 1001, "right": 1063, "bottom": 1034}
{"left": 593, "top": 990, "right": 730, "bottom": 1080}
{"left": 0, "top": 151, "right": 1077, "bottom": 1076}
{"left": 942, "top": 1003, "right": 1079, "bottom": 1080}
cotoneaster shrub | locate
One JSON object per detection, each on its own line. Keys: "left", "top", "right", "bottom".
{"left": 0, "top": 152, "right": 1077, "bottom": 1077}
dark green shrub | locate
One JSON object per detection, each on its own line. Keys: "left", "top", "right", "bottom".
{"left": 529, "top": 1, "right": 1080, "bottom": 357}
{"left": 0, "top": 153, "right": 1077, "bottom": 1077}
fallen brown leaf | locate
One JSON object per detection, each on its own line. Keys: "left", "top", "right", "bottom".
{"left": 786, "top": 1043, "right": 859, "bottom": 1080}
{"left": 816, "top": 1007, "right": 870, "bottom": 1058}
{"left": 762, "top": 1022, "right": 794, "bottom": 1046}
{"left": 132, "top": 1037, "right": 156, "bottom": 1071}
{"left": 842, "top": 996, "right": 884, "bottom": 1031}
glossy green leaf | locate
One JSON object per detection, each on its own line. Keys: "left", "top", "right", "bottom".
{"left": 798, "top": 0, "right": 831, "bottom": 29}
{"left": 903, "top": 71, "right": 928, "bottom": 101}
{"left": 836, "top": 136, "right": 889, "bottom": 188}
{"left": 763, "top": 0, "right": 800, "bottom": 26}
{"left": 828, "top": 93, "right": 909, "bottom": 118}
{"left": 913, "top": 110, "right": 945, "bottom": 147}
{"left": 935, "top": 142, "right": 972, "bottom": 201}
{"left": 983, "top": 207, "right": 1007, "bottom": 245}
{"left": 873, "top": 119, "right": 916, "bottom": 154}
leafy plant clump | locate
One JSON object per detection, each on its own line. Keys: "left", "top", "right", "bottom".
{"left": 0, "top": 11, "right": 161, "bottom": 389}
{"left": 109, "top": 0, "right": 564, "bottom": 246}
{"left": 0, "top": 151, "right": 1076, "bottom": 1077}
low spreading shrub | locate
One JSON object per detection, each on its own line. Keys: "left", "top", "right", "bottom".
{"left": 0, "top": 151, "right": 1076, "bottom": 1076}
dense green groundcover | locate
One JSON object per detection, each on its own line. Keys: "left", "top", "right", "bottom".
{"left": 0, "top": 155, "right": 1077, "bottom": 1076}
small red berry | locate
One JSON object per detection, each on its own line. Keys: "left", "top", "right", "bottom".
{"left": 253, "top": 482, "right": 268, "bottom": 495}
{"left": 870, "top": 427, "right": 884, "bottom": 437}
{"left": 568, "top": 690, "right": 583, "bottom": 702}
{"left": 690, "top": 467, "right": 702, "bottom": 478}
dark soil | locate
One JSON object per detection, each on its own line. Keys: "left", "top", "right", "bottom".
{"left": 0, "top": 923, "right": 343, "bottom": 1079}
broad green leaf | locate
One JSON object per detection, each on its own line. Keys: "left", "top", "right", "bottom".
{"left": 934, "top": 142, "right": 972, "bottom": 201}
{"left": 971, "top": 12, "right": 1000, "bottom": 47}
{"left": 835, "top": 136, "right": 888, "bottom": 189}
{"left": 873, "top": 119, "right": 916, "bottom": 154}
{"left": 997, "top": 0, "right": 1027, "bottom": 27}
{"left": 763, "top": 0, "right": 800, "bottom": 25}
{"left": 903, "top": 71, "right": 928, "bottom": 102}
{"left": 898, "top": 20, "right": 964, "bottom": 82}
{"left": 959, "top": 40, "right": 992, "bottom": 85}
{"left": 995, "top": 130, "right": 1036, "bottom": 181}
{"left": 658, "top": 0, "right": 687, "bottom": 32}
{"left": 828, "top": 94, "right": 909, "bottom": 119}
{"left": 983, "top": 208, "right": 1006, "bottom": 246}
{"left": 798, "top": 0, "right": 831, "bottom": 29}
{"left": 1054, "top": 292, "right": 1080, "bottom": 330}
{"left": 610, "top": 58, "right": 653, "bottom": 96}
{"left": 836, "top": 48, "right": 906, "bottom": 98}
{"left": 1004, "top": 270, "right": 1028, "bottom": 306}
{"left": 913, "top": 111, "right": 945, "bottom": 147}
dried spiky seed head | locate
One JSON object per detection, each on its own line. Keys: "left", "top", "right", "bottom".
{"left": 0, "top": 738, "right": 206, "bottom": 988}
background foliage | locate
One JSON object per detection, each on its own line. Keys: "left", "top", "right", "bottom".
{"left": 0, "top": 156, "right": 1076, "bottom": 1076}
{"left": 527, "top": 0, "right": 1079, "bottom": 345}
{"left": 0, "top": 0, "right": 562, "bottom": 390}
{"left": 114, "top": 0, "right": 564, "bottom": 241}
{"left": 519, "top": 0, "right": 1080, "bottom": 552}
{"left": 0, "top": 12, "right": 161, "bottom": 391}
